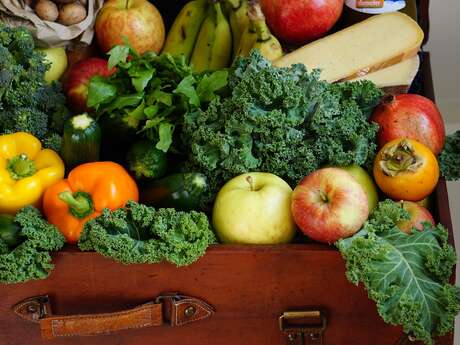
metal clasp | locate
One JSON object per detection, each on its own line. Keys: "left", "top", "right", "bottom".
{"left": 279, "top": 309, "right": 327, "bottom": 345}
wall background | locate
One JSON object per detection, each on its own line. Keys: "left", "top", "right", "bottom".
{"left": 424, "top": 0, "right": 460, "bottom": 343}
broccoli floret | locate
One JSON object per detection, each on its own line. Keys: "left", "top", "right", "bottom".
{"left": 79, "top": 201, "right": 216, "bottom": 266}
{"left": 0, "top": 24, "right": 69, "bottom": 144}
{"left": 0, "top": 206, "right": 65, "bottom": 284}
{"left": 8, "top": 27, "right": 35, "bottom": 66}
{"left": 42, "top": 133, "right": 63, "bottom": 152}
{"left": 10, "top": 108, "right": 49, "bottom": 138}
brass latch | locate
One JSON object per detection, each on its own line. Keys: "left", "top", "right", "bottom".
{"left": 279, "top": 310, "right": 327, "bottom": 345}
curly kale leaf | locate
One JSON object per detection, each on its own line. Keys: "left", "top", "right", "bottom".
{"left": 181, "top": 52, "right": 382, "bottom": 205}
{"left": 79, "top": 201, "right": 216, "bottom": 266}
{"left": 439, "top": 130, "right": 460, "bottom": 181}
{"left": 337, "top": 200, "right": 460, "bottom": 345}
{"left": 0, "top": 207, "right": 65, "bottom": 284}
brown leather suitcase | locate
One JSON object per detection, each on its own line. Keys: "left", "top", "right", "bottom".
{"left": 1, "top": 1, "right": 455, "bottom": 344}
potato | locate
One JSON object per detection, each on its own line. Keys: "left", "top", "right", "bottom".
{"left": 34, "top": 0, "right": 59, "bottom": 22}
{"left": 57, "top": 2, "right": 87, "bottom": 25}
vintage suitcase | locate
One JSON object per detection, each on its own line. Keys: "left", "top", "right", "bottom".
{"left": 0, "top": 1, "right": 456, "bottom": 344}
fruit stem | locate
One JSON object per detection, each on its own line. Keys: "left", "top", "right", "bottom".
{"left": 248, "top": 2, "right": 271, "bottom": 42}
{"left": 379, "top": 139, "right": 422, "bottom": 177}
{"left": 246, "top": 176, "right": 255, "bottom": 191}
{"left": 227, "top": 0, "right": 241, "bottom": 9}
{"left": 381, "top": 93, "right": 396, "bottom": 106}
{"left": 125, "top": 0, "right": 129, "bottom": 9}
{"left": 7, "top": 154, "right": 36, "bottom": 180}
{"left": 59, "top": 191, "right": 94, "bottom": 219}
{"left": 320, "top": 191, "right": 329, "bottom": 203}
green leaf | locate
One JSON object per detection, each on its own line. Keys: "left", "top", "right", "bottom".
{"left": 108, "top": 45, "right": 130, "bottom": 70}
{"left": 128, "top": 101, "right": 146, "bottom": 121}
{"left": 148, "top": 88, "right": 173, "bottom": 106}
{"left": 144, "top": 104, "right": 159, "bottom": 119}
{"left": 156, "top": 122, "right": 174, "bottom": 152}
{"left": 87, "top": 76, "right": 117, "bottom": 109}
{"left": 122, "top": 36, "right": 140, "bottom": 58}
{"left": 337, "top": 200, "right": 460, "bottom": 345}
{"left": 173, "top": 75, "right": 200, "bottom": 107}
{"left": 439, "top": 130, "right": 460, "bottom": 181}
{"left": 130, "top": 68, "right": 154, "bottom": 93}
{"left": 105, "top": 94, "right": 144, "bottom": 112}
{"left": 197, "top": 70, "right": 228, "bottom": 102}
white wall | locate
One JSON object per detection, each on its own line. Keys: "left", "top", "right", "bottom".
{"left": 425, "top": 1, "right": 460, "bottom": 343}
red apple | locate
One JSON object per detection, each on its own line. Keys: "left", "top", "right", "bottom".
{"left": 291, "top": 168, "right": 369, "bottom": 244}
{"left": 370, "top": 94, "right": 446, "bottom": 155}
{"left": 95, "top": 0, "right": 165, "bottom": 54}
{"left": 65, "top": 57, "right": 115, "bottom": 113}
{"left": 260, "top": 0, "right": 344, "bottom": 45}
{"left": 397, "top": 201, "right": 435, "bottom": 234}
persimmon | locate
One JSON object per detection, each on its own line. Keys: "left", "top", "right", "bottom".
{"left": 373, "top": 138, "right": 439, "bottom": 202}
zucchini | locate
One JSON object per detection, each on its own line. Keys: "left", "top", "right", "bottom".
{"left": 61, "top": 113, "right": 101, "bottom": 171}
{"left": 126, "top": 140, "right": 167, "bottom": 180}
{"left": 0, "top": 214, "right": 23, "bottom": 249}
{"left": 140, "top": 173, "right": 208, "bottom": 211}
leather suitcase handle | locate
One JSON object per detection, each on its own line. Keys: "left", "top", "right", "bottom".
{"left": 13, "top": 293, "right": 214, "bottom": 340}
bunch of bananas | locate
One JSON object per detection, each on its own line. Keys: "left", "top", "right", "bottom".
{"left": 162, "top": 0, "right": 283, "bottom": 72}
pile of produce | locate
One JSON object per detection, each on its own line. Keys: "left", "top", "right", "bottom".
{"left": 1, "top": 0, "right": 460, "bottom": 343}
{"left": 181, "top": 51, "right": 383, "bottom": 205}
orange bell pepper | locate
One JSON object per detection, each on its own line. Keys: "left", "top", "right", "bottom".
{"left": 43, "top": 162, "right": 139, "bottom": 244}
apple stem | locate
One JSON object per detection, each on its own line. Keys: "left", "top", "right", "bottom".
{"left": 381, "top": 94, "right": 396, "bottom": 106}
{"left": 246, "top": 176, "right": 255, "bottom": 191}
{"left": 320, "top": 191, "right": 329, "bottom": 203}
{"left": 125, "top": 0, "right": 129, "bottom": 9}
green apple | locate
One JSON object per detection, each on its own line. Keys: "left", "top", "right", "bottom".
{"left": 340, "top": 165, "right": 379, "bottom": 212}
{"left": 212, "top": 172, "right": 296, "bottom": 244}
{"left": 38, "top": 47, "right": 68, "bottom": 83}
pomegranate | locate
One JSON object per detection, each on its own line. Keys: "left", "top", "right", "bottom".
{"left": 370, "top": 94, "right": 446, "bottom": 155}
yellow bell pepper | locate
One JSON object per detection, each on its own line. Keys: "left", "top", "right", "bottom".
{"left": 0, "top": 132, "right": 65, "bottom": 214}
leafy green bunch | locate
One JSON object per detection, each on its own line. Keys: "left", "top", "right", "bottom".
{"left": 337, "top": 200, "right": 460, "bottom": 345}
{"left": 0, "top": 207, "right": 65, "bottom": 284}
{"left": 181, "top": 51, "right": 383, "bottom": 205}
{"left": 0, "top": 24, "right": 69, "bottom": 151}
{"left": 79, "top": 201, "right": 216, "bottom": 266}
{"left": 440, "top": 130, "right": 460, "bottom": 181}
{"left": 87, "top": 43, "right": 228, "bottom": 153}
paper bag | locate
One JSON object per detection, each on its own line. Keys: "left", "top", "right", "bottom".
{"left": 0, "top": 0, "right": 103, "bottom": 47}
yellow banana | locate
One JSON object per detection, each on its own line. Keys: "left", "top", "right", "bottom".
{"left": 239, "top": 2, "right": 283, "bottom": 61}
{"left": 161, "top": 0, "right": 209, "bottom": 63}
{"left": 234, "top": 2, "right": 258, "bottom": 59}
{"left": 251, "top": 6, "right": 283, "bottom": 62}
{"left": 190, "top": 1, "right": 232, "bottom": 72}
{"left": 227, "top": 0, "right": 250, "bottom": 58}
